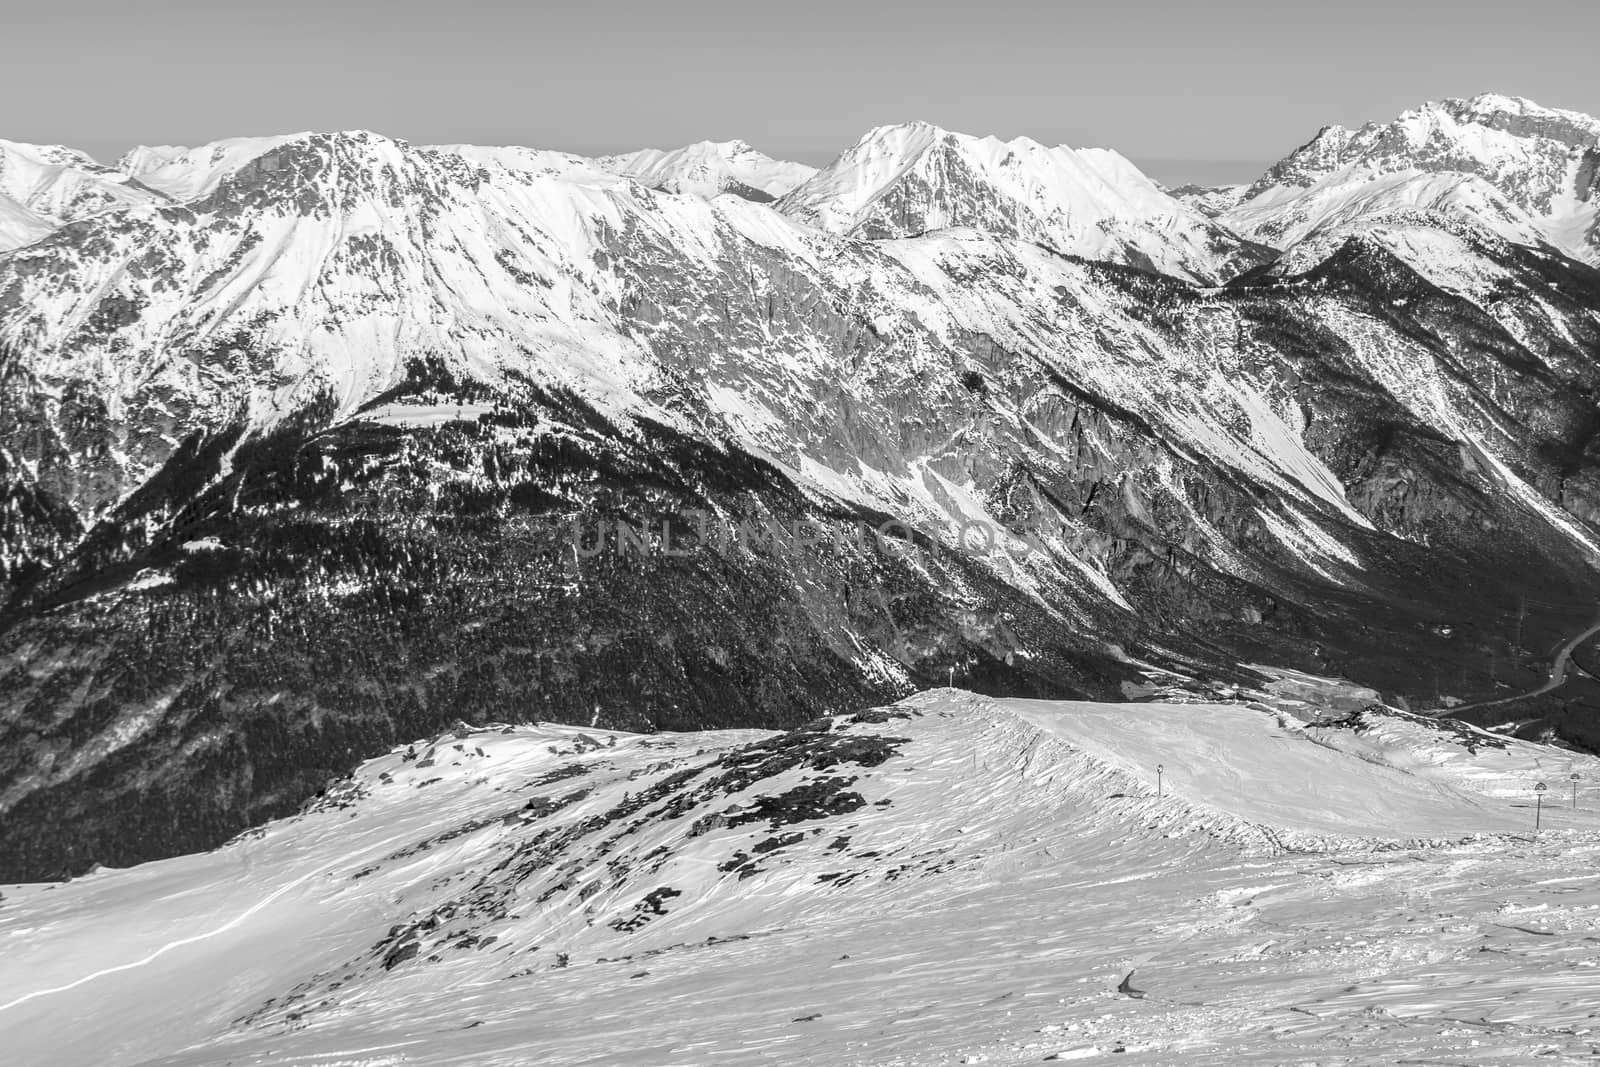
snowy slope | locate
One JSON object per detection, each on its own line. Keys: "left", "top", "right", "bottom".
{"left": 776, "top": 121, "right": 1265, "bottom": 283}
{"left": 1305, "top": 703, "right": 1593, "bottom": 798}
{"left": 0, "top": 194, "right": 51, "bottom": 251}
{"left": 114, "top": 144, "right": 188, "bottom": 176}
{"left": 5, "top": 689, "right": 1600, "bottom": 1066}
{"left": 595, "top": 139, "right": 816, "bottom": 201}
{"left": 1227, "top": 93, "right": 1600, "bottom": 263}
{"left": 1167, "top": 182, "right": 1247, "bottom": 219}
{"left": 0, "top": 139, "right": 163, "bottom": 251}
{"left": 114, "top": 134, "right": 306, "bottom": 200}
{"left": 1225, "top": 167, "right": 1549, "bottom": 250}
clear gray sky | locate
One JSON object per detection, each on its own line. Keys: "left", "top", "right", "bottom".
{"left": 8, "top": 0, "right": 1598, "bottom": 186}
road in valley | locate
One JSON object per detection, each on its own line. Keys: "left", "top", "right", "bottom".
{"left": 1423, "top": 614, "right": 1600, "bottom": 717}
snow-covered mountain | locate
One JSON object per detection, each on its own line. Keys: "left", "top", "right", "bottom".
{"left": 1167, "top": 181, "right": 1248, "bottom": 219}
{"left": 1225, "top": 93, "right": 1600, "bottom": 263}
{"left": 7, "top": 688, "right": 1600, "bottom": 1066}
{"left": 114, "top": 134, "right": 322, "bottom": 200}
{"left": 595, "top": 138, "right": 816, "bottom": 202}
{"left": 775, "top": 121, "right": 1269, "bottom": 283}
{"left": 0, "top": 140, "right": 164, "bottom": 251}
{"left": 3, "top": 105, "right": 1600, "bottom": 881}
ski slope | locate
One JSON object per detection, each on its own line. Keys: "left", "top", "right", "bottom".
{"left": 5, "top": 690, "right": 1600, "bottom": 1065}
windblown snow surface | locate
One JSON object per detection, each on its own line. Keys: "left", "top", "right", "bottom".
{"left": 5, "top": 690, "right": 1600, "bottom": 1066}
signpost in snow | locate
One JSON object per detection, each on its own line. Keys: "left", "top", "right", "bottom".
{"left": 1156, "top": 764, "right": 1164, "bottom": 799}
{"left": 1534, "top": 781, "right": 1548, "bottom": 833}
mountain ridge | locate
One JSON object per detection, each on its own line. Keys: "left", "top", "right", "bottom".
{"left": 3, "top": 94, "right": 1600, "bottom": 880}
{"left": 595, "top": 138, "right": 816, "bottom": 202}
{"left": 1224, "top": 92, "right": 1600, "bottom": 264}
{"left": 773, "top": 120, "right": 1268, "bottom": 283}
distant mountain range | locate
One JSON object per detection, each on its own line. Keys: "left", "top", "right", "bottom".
{"left": 1201, "top": 93, "right": 1600, "bottom": 264}
{"left": 2, "top": 93, "right": 1599, "bottom": 880}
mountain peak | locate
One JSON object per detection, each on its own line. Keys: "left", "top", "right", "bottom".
{"left": 1455, "top": 91, "right": 1548, "bottom": 115}
{"left": 777, "top": 122, "right": 1263, "bottom": 282}
{"left": 0, "top": 138, "right": 161, "bottom": 251}
{"left": 1228, "top": 92, "right": 1600, "bottom": 263}
{"left": 1431, "top": 92, "right": 1600, "bottom": 147}
{"left": 0, "top": 138, "right": 102, "bottom": 171}
{"left": 117, "top": 144, "right": 191, "bottom": 177}
{"left": 858, "top": 119, "right": 948, "bottom": 139}
{"left": 114, "top": 130, "right": 431, "bottom": 209}
{"left": 1445, "top": 91, "right": 1593, "bottom": 120}
{"left": 593, "top": 138, "right": 815, "bottom": 201}
{"left": 844, "top": 119, "right": 953, "bottom": 157}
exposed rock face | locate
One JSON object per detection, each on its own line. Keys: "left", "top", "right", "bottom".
{"left": 1, "top": 115, "right": 1599, "bottom": 880}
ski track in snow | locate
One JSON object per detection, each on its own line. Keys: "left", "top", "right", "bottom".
{"left": 0, "top": 867, "right": 323, "bottom": 1014}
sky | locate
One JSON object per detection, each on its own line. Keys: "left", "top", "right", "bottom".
{"left": 7, "top": 0, "right": 1598, "bottom": 187}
